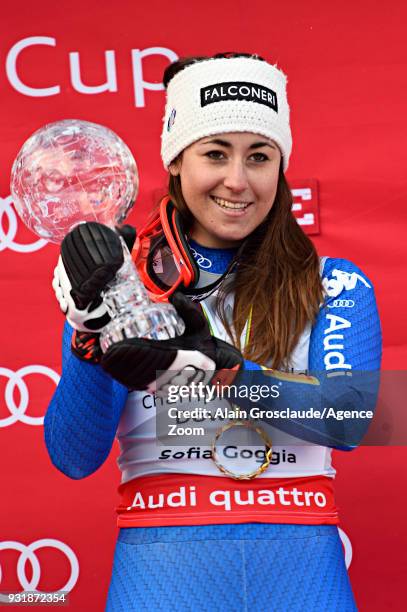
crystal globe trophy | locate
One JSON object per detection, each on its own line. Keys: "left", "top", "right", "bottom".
{"left": 10, "top": 119, "right": 185, "bottom": 349}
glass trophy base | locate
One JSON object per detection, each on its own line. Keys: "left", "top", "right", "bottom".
{"left": 99, "top": 237, "right": 185, "bottom": 353}
{"left": 100, "top": 302, "right": 185, "bottom": 353}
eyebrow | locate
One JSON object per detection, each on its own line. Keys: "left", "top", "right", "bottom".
{"left": 200, "top": 138, "right": 277, "bottom": 150}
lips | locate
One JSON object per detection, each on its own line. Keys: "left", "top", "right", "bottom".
{"left": 211, "top": 196, "right": 252, "bottom": 210}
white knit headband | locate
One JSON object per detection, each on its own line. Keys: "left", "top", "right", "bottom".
{"left": 161, "top": 56, "right": 292, "bottom": 171}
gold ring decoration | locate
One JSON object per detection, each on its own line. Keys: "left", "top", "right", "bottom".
{"left": 211, "top": 417, "right": 273, "bottom": 480}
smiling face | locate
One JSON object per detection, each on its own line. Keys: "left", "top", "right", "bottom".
{"left": 169, "top": 132, "right": 282, "bottom": 248}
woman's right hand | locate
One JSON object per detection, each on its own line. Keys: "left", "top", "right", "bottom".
{"left": 52, "top": 221, "right": 135, "bottom": 332}
{"left": 52, "top": 254, "right": 112, "bottom": 332}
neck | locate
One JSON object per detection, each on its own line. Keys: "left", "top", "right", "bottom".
{"left": 189, "top": 228, "right": 242, "bottom": 249}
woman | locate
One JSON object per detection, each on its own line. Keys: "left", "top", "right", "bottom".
{"left": 46, "top": 53, "right": 382, "bottom": 611}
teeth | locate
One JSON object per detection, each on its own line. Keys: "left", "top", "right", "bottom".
{"left": 212, "top": 196, "right": 250, "bottom": 210}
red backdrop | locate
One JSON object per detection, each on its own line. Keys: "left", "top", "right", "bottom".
{"left": 1, "top": 1, "right": 406, "bottom": 610}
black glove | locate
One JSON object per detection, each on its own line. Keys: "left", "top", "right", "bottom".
{"left": 100, "top": 292, "right": 244, "bottom": 392}
{"left": 52, "top": 221, "right": 136, "bottom": 361}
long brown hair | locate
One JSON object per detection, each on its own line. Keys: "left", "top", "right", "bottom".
{"left": 164, "top": 54, "right": 324, "bottom": 369}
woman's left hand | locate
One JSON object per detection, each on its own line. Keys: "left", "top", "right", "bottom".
{"left": 100, "top": 292, "right": 244, "bottom": 392}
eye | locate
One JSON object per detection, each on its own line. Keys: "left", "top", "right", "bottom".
{"left": 205, "top": 150, "right": 226, "bottom": 160}
{"left": 249, "top": 152, "right": 269, "bottom": 162}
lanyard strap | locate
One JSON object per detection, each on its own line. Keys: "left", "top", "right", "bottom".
{"left": 200, "top": 299, "right": 252, "bottom": 351}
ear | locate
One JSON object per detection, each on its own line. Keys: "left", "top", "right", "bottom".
{"left": 168, "top": 156, "right": 182, "bottom": 177}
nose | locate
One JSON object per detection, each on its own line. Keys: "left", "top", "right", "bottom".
{"left": 223, "top": 159, "right": 249, "bottom": 193}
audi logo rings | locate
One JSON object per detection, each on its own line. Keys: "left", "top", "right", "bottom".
{"left": 0, "top": 365, "right": 60, "bottom": 427}
{"left": 0, "top": 196, "right": 47, "bottom": 253}
{"left": 327, "top": 299, "right": 355, "bottom": 308}
{"left": 188, "top": 246, "right": 212, "bottom": 270}
{"left": 0, "top": 539, "right": 79, "bottom": 598}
